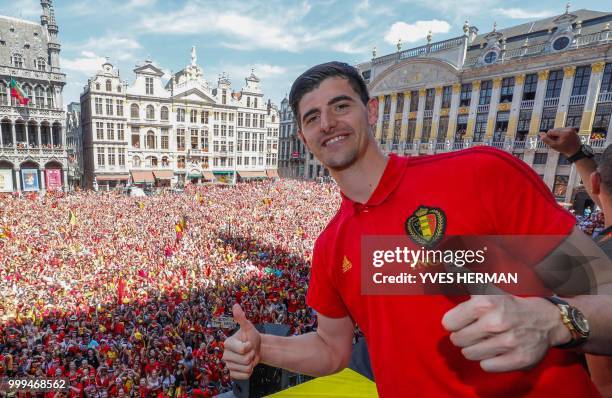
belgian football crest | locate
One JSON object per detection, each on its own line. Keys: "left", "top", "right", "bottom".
{"left": 405, "top": 205, "right": 447, "bottom": 248}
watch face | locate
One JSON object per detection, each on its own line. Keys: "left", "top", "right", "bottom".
{"left": 582, "top": 145, "right": 594, "bottom": 157}
{"left": 569, "top": 307, "right": 590, "bottom": 335}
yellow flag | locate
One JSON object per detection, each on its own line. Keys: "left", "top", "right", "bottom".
{"left": 68, "top": 210, "right": 77, "bottom": 226}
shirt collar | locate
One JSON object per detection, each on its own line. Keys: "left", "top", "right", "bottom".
{"left": 340, "top": 154, "right": 408, "bottom": 209}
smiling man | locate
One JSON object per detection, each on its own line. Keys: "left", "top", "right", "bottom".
{"left": 222, "top": 62, "right": 612, "bottom": 397}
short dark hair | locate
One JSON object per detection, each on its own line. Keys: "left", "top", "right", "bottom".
{"left": 289, "top": 61, "right": 370, "bottom": 127}
{"left": 599, "top": 144, "right": 612, "bottom": 194}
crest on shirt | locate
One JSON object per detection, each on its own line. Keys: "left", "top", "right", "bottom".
{"left": 405, "top": 205, "right": 446, "bottom": 248}
{"left": 342, "top": 256, "right": 352, "bottom": 273}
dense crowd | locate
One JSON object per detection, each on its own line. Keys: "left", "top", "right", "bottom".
{"left": 0, "top": 180, "right": 340, "bottom": 397}
{"left": 577, "top": 210, "right": 606, "bottom": 237}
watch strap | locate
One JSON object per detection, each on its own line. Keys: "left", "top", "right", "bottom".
{"left": 543, "top": 296, "right": 585, "bottom": 349}
{"left": 567, "top": 145, "right": 594, "bottom": 163}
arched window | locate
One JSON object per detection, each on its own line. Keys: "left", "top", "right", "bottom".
{"left": 162, "top": 156, "right": 169, "bottom": 167}
{"left": 12, "top": 54, "right": 23, "bottom": 68}
{"left": 46, "top": 87, "right": 54, "bottom": 108}
{"left": 160, "top": 106, "right": 169, "bottom": 121}
{"left": 21, "top": 84, "right": 32, "bottom": 104}
{"left": 35, "top": 86, "right": 44, "bottom": 108}
{"left": 95, "top": 83, "right": 100, "bottom": 90}
{"left": 146, "top": 130, "right": 156, "bottom": 149}
{"left": 117, "top": 85, "right": 122, "bottom": 93}
{"left": 146, "top": 105, "right": 155, "bottom": 119}
{"left": 254, "top": 98, "right": 258, "bottom": 108}
{"left": 132, "top": 156, "right": 141, "bottom": 167}
{"left": 246, "top": 97, "right": 250, "bottom": 107}
{"left": 106, "top": 80, "right": 112, "bottom": 92}
{"left": 131, "top": 104, "right": 139, "bottom": 119}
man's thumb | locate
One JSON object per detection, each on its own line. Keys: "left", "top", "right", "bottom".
{"left": 233, "top": 303, "right": 253, "bottom": 331}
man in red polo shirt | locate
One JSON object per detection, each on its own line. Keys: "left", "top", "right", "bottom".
{"left": 222, "top": 62, "right": 612, "bottom": 397}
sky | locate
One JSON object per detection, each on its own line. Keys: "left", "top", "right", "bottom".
{"left": 0, "top": 0, "right": 607, "bottom": 109}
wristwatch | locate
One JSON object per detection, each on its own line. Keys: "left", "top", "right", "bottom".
{"left": 566, "top": 144, "right": 594, "bottom": 163}
{"left": 544, "top": 296, "right": 590, "bottom": 348}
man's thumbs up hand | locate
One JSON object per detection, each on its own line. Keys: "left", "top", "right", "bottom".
{"left": 222, "top": 304, "right": 262, "bottom": 380}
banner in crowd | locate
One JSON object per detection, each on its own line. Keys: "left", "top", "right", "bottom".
{"left": 45, "top": 169, "right": 63, "bottom": 190}
{"left": 211, "top": 316, "right": 236, "bottom": 329}
{"left": 21, "top": 169, "right": 39, "bottom": 191}
{"left": 0, "top": 169, "right": 13, "bottom": 192}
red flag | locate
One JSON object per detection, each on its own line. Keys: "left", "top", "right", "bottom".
{"left": 117, "top": 279, "right": 126, "bottom": 305}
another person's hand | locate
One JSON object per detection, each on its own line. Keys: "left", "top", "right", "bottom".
{"left": 442, "top": 295, "right": 571, "bottom": 372}
{"left": 539, "top": 127, "right": 581, "bottom": 157}
{"left": 221, "top": 304, "right": 261, "bottom": 379}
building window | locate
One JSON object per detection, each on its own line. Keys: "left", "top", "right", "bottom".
{"left": 494, "top": 112, "right": 509, "bottom": 142}
{"left": 146, "top": 105, "right": 155, "bottom": 120}
{"left": 565, "top": 105, "right": 583, "bottom": 129}
{"left": 522, "top": 74, "right": 538, "bottom": 101}
{"left": 484, "top": 51, "right": 497, "bottom": 64}
{"left": 552, "top": 36, "right": 570, "bottom": 51}
{"left": 35, "top": 86, "right": 44, "bottom": 108}
{"left": 176, "top": 128, "right": 185, "bottom": 150}
{"left": 108, "top": 147, "right": 116, "bottom": 166}
{"left": 146, "top": 131, "right": 156, "bottom": 149}
{"left": 539, "top": 108, "right": 556, "bottom": 132}
{"left": 533, "top": 153, "right": 548, "bottom": 165}
{"left": 177, "top": 108, "right": 185, "bottom": 122}
{"left": 132, "top": 156, "right": 141, "bottom": 168}
{"left": 201, "top": 111, "right": 209, "bottom": 124}
{"left": 479, "top": 80, "right": 492, "bottom": 105}
{"left": 553, "top": 175, "right": 569, "bottom": 200}
{"left": 254, "top": 97, "right": 258, "bottom": 108}
{"left": 382, "top": 95, "right": 391, "bottom": 114}
{"left": 500, "top": 77, "right": 514, "bottom": 103}
{"left": 441, "top": 86, "right": 452, "bottom": 109}
{"left": 592, "top": 103, "right": 612, "bottom": 140}
{"left": 247, "top": 97, "right": 251, "bottom": 107}
{"left": 460, "top": 83, "right": 472, "bottom": 107}
{"left": 260, "top": 114, "right": 265, "bottom": 128}
{"left": 0, "top": 81, "right": 7, "bottom": 105}
{"left": 145, "top": 77, "right": 154, "bottom": 95}
{"left": 396, "top": 92, "right": 404, "bottom": 114}
{"left": 392, "top": 119, "right": 401, "bottom": 144}
{"left": 161, "top": 132, "right": 169, "bottom": 150}
{"left": 437, "top": 116, "right": 449, "bottom": 142}
{"left": 421, "top": 118, "right": 432, "bottom": 142}
{"left": 12, "top": 54, "right": 23, "bottom": 68}
{"left": 161, "top": 106, "right": 169, "bottom": 121}
{"left": 572, "top": 66, "right": 591, "bottom": 96}
{"left": 95, "top": 98, "right": 103, "bottom": 115}
{"left": 117, "top": 123, "right": 125, "bottom": 140}
{"left": 425, "top": 89, "right": 435, "bottom": 110}
{"left": 107, "top": 123, "right": 114, "bottom": 140}
{"left": 97, "top": 147, "right": 105, "bottom": 167}
{"left": 406, "top": 119, "right": 417, "bottom": 141}
{"left": 222, "top": 89, "right": 227, "bottom": 105}
{"left": 409, "top": 90, "right": 419, "bottom": 111}
{"left": 131, "top": 127, "right": 140, "bottom": 148}
{"left": 601, "top": 63, "right": 612, "bottom": 93}
{"left": 106, "top": 80, "right": 112, "bottom": 92}
{"left": 118, "top": 149, "right": 125, "bottom": 166}
{"left": 130, "top": 104, "right": 139, "bottom": 119}
{"left": 191, "top": 129, "right": 199, "bottom": 149}
{"left": 46, "top": 87, "right": 54, "bottom": 108}
{"left": 36, "top": 58, "right": 46, "bottom": 71}
{"left": 190, "top": 109, "right": 197, "bottom": 123}
{"left": 473, "top": 113, "right": 488, "bottom": 142}
{"left": 545, "top": 70, "right": 563, "bottom": 99}
{"left": 96, "top": 122, "right": 104, "bottom": 140}
{"left": 106, "top": 98, "right": 113, "bottom": 115}
{"left": 116, "top": 100, "right": 123, "bottom": 116}
{"left": 245, "top": 114, "right": 251, "bottom": 128}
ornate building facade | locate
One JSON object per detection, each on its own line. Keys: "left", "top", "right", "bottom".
{"left": 0, "top": 0, "right": 67, "bottom": 192}
{"left": 358, "top": 7, "right": 611, "bottom": 204}
{"left": 80, "top": 49, "right": 279, "bottom": 189}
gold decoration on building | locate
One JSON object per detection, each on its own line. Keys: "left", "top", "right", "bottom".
{"left": 409, "top": 111, "right": 417, "bottom": 119}
{"left": 458, "top": 107, "right": 470, "bottom": 115}
{"left": 493, "top": 78, "right": 502, "bottom": 89}
{"left": 440, "top": 108, "right": 449, "bottom": 116}
{"left": 452, "top": 83, "right": 461, "bottom": 94}
{"left": 564, "top": 65, "right": 576, "bottom": 78}
{"left": 498, "top": 103, "right": 511, "bottom": 112}
{"left": 515, "top": 74, "right": 525, "bottom": 85}
{"left": 591, "top": 61, "right": 606, "bottom": 73}
{"left": 538, "top": 70, "right": 549, "bottom": 81}
{"left": 472, "top": 80, "right": 481, "bottom": 90}
{"left": 435, "top": 87, "right": 443, "bottom": 95}
{"left": 418, "top": 88, "right": 426, "bottom": 96}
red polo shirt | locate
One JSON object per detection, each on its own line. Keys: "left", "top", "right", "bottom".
{"left": 307, "top": 147, "right": 599, "bottom": 397}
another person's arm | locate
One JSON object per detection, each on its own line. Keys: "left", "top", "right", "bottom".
{"left": 540, "top": 127, "right": 600, "bottom": 208}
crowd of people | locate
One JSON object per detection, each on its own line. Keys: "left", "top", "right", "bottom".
{"left": 576, "top": 209, "right": 607, "bottom": 238}
{"left": 0, "top": 180, "right": 340, "bottom": 397}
